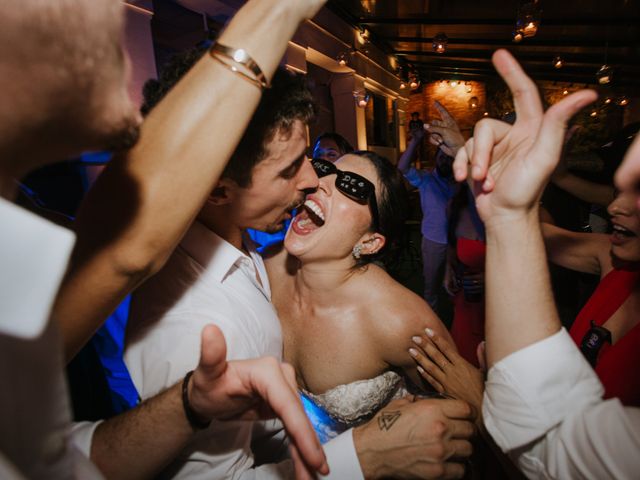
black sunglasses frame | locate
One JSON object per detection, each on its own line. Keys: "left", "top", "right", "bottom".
{"left": 311, "top": 158, "right": 380, "bottom": 231}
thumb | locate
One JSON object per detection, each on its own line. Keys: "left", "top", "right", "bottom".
{"left": 198, "top": 324, "right": 228, "bottom": 381}
{"left": 534, "top": 90, "right": 597, "bottom": 168}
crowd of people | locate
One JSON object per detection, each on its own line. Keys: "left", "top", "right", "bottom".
{"left": 1, "top": 1, "right": 639, "bottom": 479}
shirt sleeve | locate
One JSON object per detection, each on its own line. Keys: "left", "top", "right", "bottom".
{"left": 320, "top": 429, "right": 364, "bottom": 480}
{"left": 403, "top": 167, "right": 427, "bottom": 189}
{"left": 483, "top": 328, "right": 640, "bottom": 479}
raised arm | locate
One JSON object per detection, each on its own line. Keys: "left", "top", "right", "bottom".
{"left": 452, "top": 50, "right": 597, "bottom": 364}
{"left": 551, "top": 158, "right": 615, "bottom": 207}
{"left": 541, "top": 222, "right": 608, "bottom": 275}
{"left": 54, "top": 0, "right": 327, "bottom": 361}
{"left": 454, "top": 49, "right": 640, "bottom": 479}
{"left": 397, "top": 127, "right": 424, "bottom": 174}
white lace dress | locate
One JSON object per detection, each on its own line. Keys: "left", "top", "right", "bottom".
{"left": 300, "top": 371, "right": 405, "bottom": 443}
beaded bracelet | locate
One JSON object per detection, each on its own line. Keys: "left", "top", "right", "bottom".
{"left": 182, "top": 370, "right": 212, "bottom": 430}
{"left": 209, "top": 42, "right": 271, "bottom": 90}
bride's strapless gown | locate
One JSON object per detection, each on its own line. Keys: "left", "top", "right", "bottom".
{"left": 300, "top": 371, "right": 404, "bottom": 443}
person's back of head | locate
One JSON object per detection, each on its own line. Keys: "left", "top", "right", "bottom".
{"left": 0, "top": 1, "right": 139, "bottom": 176}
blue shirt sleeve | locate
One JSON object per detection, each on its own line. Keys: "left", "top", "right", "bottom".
{"left": 403, "top": 167, "right": 429, "bottom": 188}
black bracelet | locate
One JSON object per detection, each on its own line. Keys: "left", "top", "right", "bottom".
{"left": 181, "top": 370, "right": 212, "bottom": 430}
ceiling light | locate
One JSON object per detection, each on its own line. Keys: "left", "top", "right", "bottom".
{"left": 596, "top": 64, "right": 613, "bottom": 85}
{"left": 618, "top": 96, "right": 629, "bottom": 107}
{"left": 468, "top": 96, "right": 479, "bottom": 109}
{"left": 562, "top": 89, "right": 569, "bottom": 95}
{"left": 515, "top": 1, "right": 541, "bottom": 39}
{"left": 450, "top": 80, "right": 458, "bottom": 88}
{"left": 433, "top": 33, "right": 448, "bottom": 54}
{"left": 353, "top": 89, "right": 370, "bottom": 108}
{"left": 512, "top": 30, "right": 524, "bottom": 43}
{"left": 553, "top": 56, "right": 564, "bottom": 69}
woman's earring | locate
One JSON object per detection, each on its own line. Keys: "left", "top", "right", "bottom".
{"left": 352, "top": 244, "right": 362, "bottom": 259}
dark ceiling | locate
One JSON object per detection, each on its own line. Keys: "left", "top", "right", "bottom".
{"left": 326, "top": 0, "right": 640, "bottom": 88}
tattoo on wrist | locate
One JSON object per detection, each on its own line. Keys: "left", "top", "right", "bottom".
{"left": 378, "top": 410, "right": 401, "bottom": 431}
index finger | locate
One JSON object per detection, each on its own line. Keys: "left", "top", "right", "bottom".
{"left": 252, "top": 362, "right": 329, "bottom": 475}
{"left": 434, "top": 101, "right": 455, "bottom": 124}
{"left": 427, "top": 330, "right": 460, "bottom": 364}
{"left": 491, "top": 49, "right": 543, "bottom": 124}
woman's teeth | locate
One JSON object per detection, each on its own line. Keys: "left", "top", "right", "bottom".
{"left": 304, "top": 199, "right": 325, "bottom": 225}
{"left": 613, "top": 225, "right": 635, "bottom": 237}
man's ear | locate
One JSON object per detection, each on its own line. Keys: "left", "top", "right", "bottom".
{"left": 358, "top": 232, "right": 386, "bottom": 256}
{"left": 208, "top": 178, "right": 238, "bottom": 206}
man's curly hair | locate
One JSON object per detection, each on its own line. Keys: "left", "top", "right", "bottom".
{"left": 141, "top": 47, "right": 316, "bottom": 187}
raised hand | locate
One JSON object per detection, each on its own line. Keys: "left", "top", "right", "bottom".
{"left": 410, "top": 329, "right": 484, "bottom": 423}
{"left": 188, "top": 325, "right": 328, "bottom": 477}
{"left": 425, "top": 101, "right": 466, "bottom": 157}
{"left": 452, "top": 50, "right": 597, "bottom": 227}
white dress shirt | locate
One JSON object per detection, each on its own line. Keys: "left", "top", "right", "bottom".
{"left": 0, "top": 197, "right": 102, "bottom": 479}
{"left": 125, "top": 221, "right": 363, "bottom": 479}
{"left": 483, "top": 328, "right": 640, "bottom": 479}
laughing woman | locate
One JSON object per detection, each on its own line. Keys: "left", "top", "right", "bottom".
{"left": 264, "top": 151, "right": 452, "bottom": 441}
{"left": 540, "top": 190, "right": 640, "bottom": 407}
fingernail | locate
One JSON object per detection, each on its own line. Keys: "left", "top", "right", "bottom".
{"left": 412, "top": 335, "right": 423, "bottom": 345}
{"left": 417, "top": 365, "right": 425, "bottom": 374}
{"left": 425, "top": 327, "right": 435, "bottom": 337}
{"left": 409, "top": 348, "right": 418, "bottom": 357}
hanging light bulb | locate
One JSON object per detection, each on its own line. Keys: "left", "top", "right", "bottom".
{"left": 512, "top": 29, "right": 524, "bottom": 43}
{"left": 604, "top": 97, "right": 612, "bottom": 105}
{"left": 483, "top": 111, "right": 489, "bottom": 117}
{"left": 432, "top": 33, "right": 448, "bottom": 54}
{"left": 590, "top": 110, "right": 598, "bottom": 118}
{"left": 596, "top": 64, "right": 613, "bottom": 85}
{"left": 353, "top": 89, "right": 370, "bottom": 108}
{"left": 468, "top": 96, "right": 479, "bottom": 109}
{"left": 399, "top": 82, "right": 406, "bottom": 90}
{"left": 336, "top": 50, "right": 350, "bottom": 67}
{"left": 515, "top": 1, "right": 541, "bottom": 39}
{"left": 408, "top": 70, "right": 421, "bottom": 89}
{"left": 553, "top": 56, "right": 564, "bottom": 69}
{"left": 618, "top": 96, "right": 629, "bottom": 107}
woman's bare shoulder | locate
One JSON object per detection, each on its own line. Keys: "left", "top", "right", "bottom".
{"left": 361, "top": 267, "right": 448, "bottom": 338}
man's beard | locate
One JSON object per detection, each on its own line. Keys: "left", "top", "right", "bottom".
{"left": 103, "top": 121, "right": 141, "bottom": 152}
{"left": 262, "top": 196, "right": 304, "bottom": 233}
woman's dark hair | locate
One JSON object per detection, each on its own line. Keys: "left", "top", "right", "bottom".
{"left": 313, "top": 132, "right": 354, "bottom": 155}
{"left": 351, "top": 151, "right": 408, "bottom": 268}
{"left": 140, "top": 47, "right": 316, "bottom": 187}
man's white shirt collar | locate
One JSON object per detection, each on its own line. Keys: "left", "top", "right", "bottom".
{"left": 179, "top": 220, "right": 270, "bottom": 299}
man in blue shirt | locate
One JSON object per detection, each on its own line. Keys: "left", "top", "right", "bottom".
{"left": 398, "top": 127, "right": 457, "bottom": 314}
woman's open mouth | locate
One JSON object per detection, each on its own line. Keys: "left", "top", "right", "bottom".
{"left": 291, "top": 199, "right": 325, "bottom": 235}
{"left": 611, "top": 224, "right": 637, "bottom": 245}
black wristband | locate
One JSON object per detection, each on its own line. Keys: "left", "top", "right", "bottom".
{"left": 181, "top": 370, "right": 212, "bottom": 430}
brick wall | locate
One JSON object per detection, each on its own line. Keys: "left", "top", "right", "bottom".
{"left": 405, "top": 80, "right": 486, "bottom": 167}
